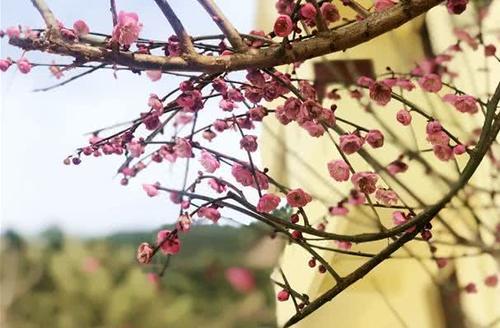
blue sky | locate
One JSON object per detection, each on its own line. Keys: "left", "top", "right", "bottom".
{"left": 1, "top": 0, "right": 257, "bottom": 235}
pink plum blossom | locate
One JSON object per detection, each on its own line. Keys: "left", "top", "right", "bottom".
{"left": 16, "top": 57, "right": 31, "bottom": 74}
{"left": 73, "top": 20, "right": 89, "bottom": 36}
{"left": 327, "top": 160, "right": 350, "bottom": 182}
{"left": 366, "top": 129, "right": 384, "bottom": 148}
{"left": 321, "top": 2, "right": 340, "bottom": 22}
{"left": 369, "top": 81, "right": 392, "bottom": 106}
{"left": 418, "top": 74, "right": 442, "bottom": 92}
{"left": 174, "top": 138, "right": 192, "bottom": 158}
{"left": 339, "top": 133, "right": 364, "bottom": 154}
{"left": 396, "top": 109, "right": 412, "bottom": 126}
{"left": 286, "top": 188, "right": 312, "bottom": 207}
{"left": 351, "top": 172, "right": 378, "bottom": 194}
{"left": 273, "top": 15, "right": 293, "bottom": 37}
{"left": 146, "top": 70, "right": 162, "bottom": 82}
{"left": 199, "top": 150, "right": 220, "bottom": 173}
{"left": 142, "top": 184, "right": 159, "bottom": 197}
{"left": 197, "top": 206, "right": 221, "bottom": 223}
{"left": 112, "top": 11, "right": 142, "bottom": 46}
{"left": 225, "top": 267, "right": 256, "bottom": 293}
{"left": 256, "top": 193, "right": 281, "bottom": 213}
{"left": 136, "top": 242, "right": 154, "bottom": 264}
{"left": 156, "top": 229, "right": 181, "bottom": 255}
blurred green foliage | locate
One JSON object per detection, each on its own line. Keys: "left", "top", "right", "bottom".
{"left": 1, "top": 225, "right": 277, "bottom": 328}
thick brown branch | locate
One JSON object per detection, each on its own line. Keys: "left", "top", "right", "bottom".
{"left": 14, "top": 0, "right": 443, "bottom": 73}
{"left": 153, "top": 0, "right": 196, "bottom": 54}
{"left": 30, "top": 0, "right": 58, "bottom": 29}
{"left": 197, "top": 0, "right": 249, "bottom": 52}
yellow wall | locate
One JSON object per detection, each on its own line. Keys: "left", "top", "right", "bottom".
{"left": 255, "top": 1, "right": 500, "bottom": 327}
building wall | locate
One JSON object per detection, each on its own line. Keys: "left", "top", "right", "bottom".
{"left": 255, "top": 1, "right": 500, "bottom": 327}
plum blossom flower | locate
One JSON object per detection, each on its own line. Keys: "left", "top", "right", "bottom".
{"left": 112, "top": 11, "right": 142, "bottom": 46}
{"left": 286, "top": 188, "right": 312, "bottom": 207}
{"left": 208, "top": 178, "right": 227, "bottom": 193}
{"left": 327, "top": 160, "right": 350, "bottom": 182}
{"left": 320, "top": 2, "right": 340, "bottom": 22}
{"left": 427, "top": 131, "right": 449, "bottom": 146}
{"left": 369, "top": 81, "right": 392, "bottom": 106}
{"left": 387, "top": 159, "right": 408, "bottom": 175}
{"left": 199, "top": 150, "right": 220, "bottom": 173}
{"left": 225, "top": 267, "right": 256, "bottom": 293}
{"left": 82, "top": 257, "right": 100, "bottom": 273}
{"left": 16, "top": 57, "right": 31, "bottom": 74}
{"left": 300, "top": 3, "right": 317, "bottom": 19}
{"left": 136, "top": 242, "right": 154, "bottom": 264}
{"left": 173, "top": 138, "right": 192, "bottom": 158}
{"left": 176, "top": 89, "right": 203, "bottom": 112}
{"left": 146, "top": 70, "right": 162, "bottom": 82}
{"left": 232, "top": 164, "right": 254, "bottom": 186}
{"left": 202, "top": 130, "right": 216, "bottom": 142}
{"left": 176, "top": 214, "right": 192, "bottom": 232}
{"left": 142, "top": 184, "right": 159, "bottom": 197}
{"left": 366, "top": 129, "right": 384, "bottom": 148}
{"left": 374, "top": 0, "right": 397, "bottom": 12}
{"left": 301, "top": 121, "right": 325, "bottom": 137}
{"left": 426, "top": 120, "right": 442, "bottom": 134}
{"left": 246, "top": 30, "right": 268, "bottom": 48}
{"left": 248, "top": 106, "right": 267, "bottom": 121}
{"left": 73, "top": 20, "right": 89, "bottom": 36}
{"left": 454, "top": 144, "right": 466, "bottom": 155}
{"left": 148, "top": 94, "right": 163, "bottom": 111}
{"left": 283, "top": 97, "right": 302, "bottom": 120}
{"left": 127, "top": 139, "right": 144, "bottom": 158}
{"left": 49, "top": 64, "right": 64, "bottom": 79}
{"left": 256, "top": 193, "right": 281, "bottom": 213}
{"left": 446, "top": 0, "right": 468, "bottom": 14}
{"left": 156, "top": 229, "right": 181, "bottom": 255}
{"left": 433, "top": 144, "right": 454, "bottom": 161}
{"left": 436, "top": 258, "right": 448, "bottom": 269}
{"left": 453, "top": 28, "right": 478, "bottom": 50}
{"left": 336, "top": 240, "right": 352, "bottom": 250}
{"left": 197, "top": 206, "right": 221, "bottom": 223}
{"left": 375, "top": 188, "right": 398, "bottom": 205}
{"left": 357, "top": 76, "right": 375, "bottom": 87}
{"left": 142, "top": 112, "right": 160, "bottom": 130}
{"left": 484, "top": 274, "right": 498, "bottom": 287}
{"left": 219, "top": 99, "right": 238, "bottom": 111}
{"left": 392, "top": 211, "right": 407, "bottom": 225}
{"left": 329, "top": 205, "right": 349, "bottom": 216}
{"left": 484, "top": 44, "right": 496, "bottom": 57}
{"left": 6, "top": 26, "right": 20, "bottom": 38}
{"left": 349, "top": 190, "right": 366, "bottom": 205}
{"left": 339, "top": 133, "right": 364, "bottom": 154}
{"left": 443, "top": 94, "right": 478, "bottom": 114}
{"left": 240, "top": 135, "right": 258, "bottom": 152}
{"left": 418, "top": 74, "right": 442, "bottom": 92}
{"left": 273, "top": 15, "right": 293, "bottom": 37}
{"left": 396, "top": 109, "right": 412, "bottom": 126}
{"left": 351, "top": 172, "right": 378, "bottom": 194}
{"left": 277, "top": 289, "right": 290, "bottom": 301}
{"left": 464, "top": 282, "right": 477, "bottom": 294}
{"left": 0, "top": 59, "right": 12, "bottom": 72}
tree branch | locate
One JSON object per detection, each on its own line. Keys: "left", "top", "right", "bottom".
{"left": 153, "top": 0, "right": 196, "bottom": 55}
{"left": 284, "top": 82, "right": 500, "bottom": 327}
{"left": 196, "top": 0, "right": 248, "bottom": 52}
{"left": 13, "top": 0, "right": 443, "bottom": 73}
{"left": 30, "top": 0, "right": 60, "bottom": 39}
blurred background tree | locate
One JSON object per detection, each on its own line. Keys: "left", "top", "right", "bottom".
{"left": 1, "top": 224, "right": 280, "bottom": 328}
